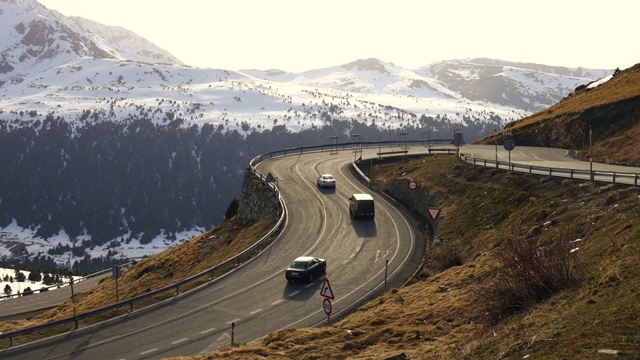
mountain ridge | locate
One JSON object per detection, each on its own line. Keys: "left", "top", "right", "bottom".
{"left": 0, "top": 0, "right": 626, "bottom": 270}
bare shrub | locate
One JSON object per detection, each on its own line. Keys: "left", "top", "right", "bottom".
{"left": 473, "top": 229, "right": 585, "bottom": 322}
{"left": 433, "top": 244, "right": 464, "bottom": 271}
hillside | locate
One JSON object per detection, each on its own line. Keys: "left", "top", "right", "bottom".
{"left": 161, "top": 154, "right": 637, "bottom": 359}
{"left": 2, "top": 63, "right": 639, "bottom": 357}
{"left": 3, "top": 153, "right": 638, "bottom": 358}
{"left": 478, "top": 63, "right": 640, "bottom": 167}
{"left": 164, "top": 66, "right": 640, "bottom": 359}
{"left": 0, "top": 0, "right": 617, "bottom": 269}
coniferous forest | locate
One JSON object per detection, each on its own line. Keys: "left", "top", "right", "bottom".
{"left": 0, "top": 114, "right": 502, "bottom": 273}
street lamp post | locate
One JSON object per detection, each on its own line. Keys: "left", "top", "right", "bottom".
{"left": 398, "top": 131, "right": 409, "bottom": 150}
{"left": 420, "top": 130, "right": 431, "bottom": 150}
{"left": 351, "top": 134, "right": 362, "bottom": 162}
{"left": 329, "top": 135, "right": 339, "bottom": 155}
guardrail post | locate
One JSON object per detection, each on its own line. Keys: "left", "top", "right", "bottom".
{"left": 613, "top": 173, "right": 616, "bottom": 184}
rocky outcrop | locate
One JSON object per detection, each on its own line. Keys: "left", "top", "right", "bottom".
{"left": 237, "top": 168, "right": 280, "bottom": 221}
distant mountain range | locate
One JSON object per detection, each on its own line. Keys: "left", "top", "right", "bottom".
{"left": 0, "top": 0, "right": 617, "bottom": 271}
{"left": 1, "top": 0, "right": 611, "bottom": 135}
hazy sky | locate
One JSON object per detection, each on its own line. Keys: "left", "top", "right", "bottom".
{"left": 38, "top": 0, "right": 638, "bottom": 72}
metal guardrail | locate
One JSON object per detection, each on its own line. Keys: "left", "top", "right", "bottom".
{"left": 1, "top": 139, "right": 453, "bottom": 347}
{"left": 0, "top": 264, "right": 126, "bottom": 301}
{"left": 459, "top": 154, "right": 639, "bottom": 187}
{"left": 1, "top": 167, "right": 287, "bottom": 347}
{"left": 248, "top": 139, "right": 454, "bottom": 164}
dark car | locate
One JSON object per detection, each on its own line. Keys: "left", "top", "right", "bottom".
{"left": 316, "top": 174, "right": 336, "bottom": 188}
{"left": 285, "top": 256, "right": 327, "bottom": 282}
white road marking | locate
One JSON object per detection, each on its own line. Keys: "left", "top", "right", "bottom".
{"left": 226, "top": 318, "right": 241, "bottom": 325}
{"left": 250, "top": 308, "right": 263, "bottom": 315}
{"left": 200, "top": 327, "right": 217, "bottom": 334}
{"left": 271, "top": 299, "right": 284, "bottom": 306}
{"left": 140, "top": 348, "right": 158, "bottom": 355}
{"left": 172, "top": 338, "right": 189, "bottom": 344}
{"left": 289, "top": 290, "right": 300, "bottom": 296}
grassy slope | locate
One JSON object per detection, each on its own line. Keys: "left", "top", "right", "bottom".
{"left": 479, "top": 63, "right": 640, "bottom": 167}
{"left": 0, "top": 216, "right": 277, "bottom": 345}
{"left": 171, "top": 155, "right": 639, "bottom": 360}
{"left": 2, "top": 64, "right": 639, "bottom": 358}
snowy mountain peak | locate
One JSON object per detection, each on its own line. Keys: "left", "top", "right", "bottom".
{"left": 0, "top": 0, "right": 183, "bottom": 75}
{"left": 70, "top": 17, "right": 184, "bottom": 66}
{"left": 342, "top": 58, "right": 391, "bottom": 73}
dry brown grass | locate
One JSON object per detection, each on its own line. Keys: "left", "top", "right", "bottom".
{"left": 478, "top": 63, "right": 640, "bottom": 167}
{"left": 509, "top": 64, "right": 640, "bottom": 130}
{"left": 5, "top": 64, "right": 640, "bottom": 358}
{"left": 170, "top": 155, "right": 640, "bottom": 359}
{"left": 0, "top": 216, "right": 277, "bottom": 346}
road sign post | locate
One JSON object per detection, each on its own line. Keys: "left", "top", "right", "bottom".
{"left": 427, "top": 207, "right": 441, "bottom": 254}
{"left": 320, "top": 278, "right": 335, "bottom": 325}
{"left": 503, "top": 137, "right": 516, "bottom": 171}
{"left": 323, "top": 298, "right": 332, "bottom": 324}
{"left": 320, "top": 278, "right": 335, "bottom": 299}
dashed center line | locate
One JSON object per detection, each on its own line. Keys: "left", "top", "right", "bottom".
{"left": 250, "top": 308, "right": 263, "bottom": 315}
{"left": 172, "top": 338, "right": 189, "bottom": 344}
{"left": 289, "top": 291, "right": 300, "bottom": 296}
{"left": 140, "top": 348, "right": 158, "bottom": 355}
{"left": 226, "top": 318, "right": 241, "bottom": 325}
{"left": 271, "top": 299, "right": 284, "bottom": 306}
{"left": 200, "top": 327, "right": 217, "bottom": 334}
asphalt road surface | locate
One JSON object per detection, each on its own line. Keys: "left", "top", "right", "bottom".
{"left": 0, "top": 147, "right": 423, "bottom": 360}
{"left": 0, "top": 273, "right": 111, "bottom": 321}
{"left": 3, "top": 144, "right": 637, "bottom": 359}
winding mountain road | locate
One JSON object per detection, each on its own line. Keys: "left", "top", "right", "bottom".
{"left": 2, "top": 144, "right": 637, "bottom": 359}
{"left": 0, "top": 147, "right": 423, "bottom": 359}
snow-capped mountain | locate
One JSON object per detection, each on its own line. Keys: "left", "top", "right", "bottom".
{"left": 0, "top": 0, "right": 617, "bottom": 271}
{"left": 417, "top": 58, "right": 610, "bottom": 112}
{"left": 70, "top": 17, "right": 185, "bottom": 66}
{"left": 0, "top": 0, "right": 182, "bottom": 76}
{"left": 1, "top": 0, "right": 611, "bottom": 136}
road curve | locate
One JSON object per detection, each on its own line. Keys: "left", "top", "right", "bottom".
{"left": 0, "top": 148, "right": 422, "bottom": 359}
{"left": 0, "top": 273, "right": 111, "bottom": 321}
{"left": 4, "top": 143, "right": 636, "bottom": 359}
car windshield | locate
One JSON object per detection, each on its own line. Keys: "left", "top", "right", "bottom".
{"left": 323, "top": 175, "right": 334, "bottom": 180}
{"left": 289, "top": 261, "right": 309, "bottom": 269}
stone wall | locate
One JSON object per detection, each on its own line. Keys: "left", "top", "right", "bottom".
{"left": 237, "top": 168, "right": 280, "bottom": 221}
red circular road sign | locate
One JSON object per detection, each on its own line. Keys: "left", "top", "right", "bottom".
{"left": 408, "top": 180, "right": 418, "bottom": 190}
{"left": 323, "top": 298, "right": 332, "bottom": 316}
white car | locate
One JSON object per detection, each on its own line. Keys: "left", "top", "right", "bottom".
{"left": 316, "top": 174, "right": 336, "bottom": 188}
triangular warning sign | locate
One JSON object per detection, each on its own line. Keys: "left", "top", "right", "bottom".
{"left": 427, "top": 207, "right": 441, "bottom": 222}
{"left": 265, "top": 172, "right": 275, "bottom": 183}
{"left": 320, "top": 278, "right": 334, "bottom": 299}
